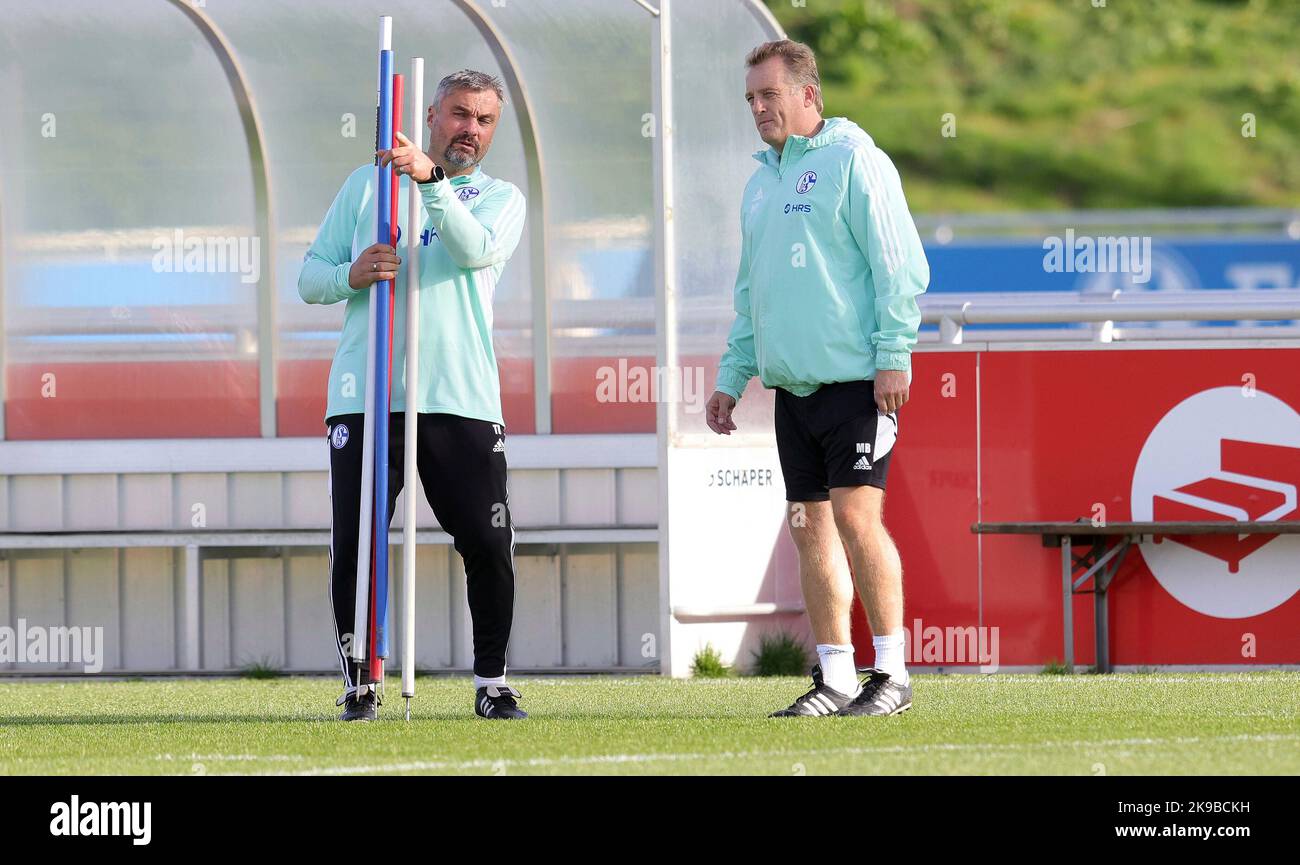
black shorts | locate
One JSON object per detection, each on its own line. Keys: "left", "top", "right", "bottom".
{"left": 774, "top": 380, "right": 899, "bottom": 502}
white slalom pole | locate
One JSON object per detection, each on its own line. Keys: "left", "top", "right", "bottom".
{"left": 352, "top": 15, "right": 393, "bottom": 676}
{"left": 352, "top": 270, "right": 376, "bottom": 668}
{"left": 401, "top": 56, "right": 424, "bottom": 722}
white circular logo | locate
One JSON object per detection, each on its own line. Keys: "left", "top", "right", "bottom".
{"left": 330, "top": 424, "right": 350, "bottom": 449}
{"left": 458, "top": 186, "right": 480, "bottom": 202}
{"left": 1130, "top": 387, "right": 1300, "bottom": 618}
{"left": 795, "top": 171, "right": 817, "bottom": 194}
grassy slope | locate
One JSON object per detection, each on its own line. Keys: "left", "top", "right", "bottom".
{"left": 1, "top": 673, "right": 1297, "bottom": 775}
{"left": 766, "top": 0, "right": 1300, "bottom": 212}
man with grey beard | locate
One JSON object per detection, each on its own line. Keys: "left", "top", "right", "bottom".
{"left": 299, "top": 70, "right": 528, "bottom": 722}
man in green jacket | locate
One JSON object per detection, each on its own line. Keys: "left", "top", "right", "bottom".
{"left": 299, "top": 70, "right": 527, "bottom": 722}
{"left": 706, "top": 40, "right": 929, "bottom": 717}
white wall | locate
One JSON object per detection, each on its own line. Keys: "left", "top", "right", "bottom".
{"left": 0, "top": 437, "right": 660, "bottom": 675}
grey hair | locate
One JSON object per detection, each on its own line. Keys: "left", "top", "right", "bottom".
{"left": 433, "top": 69, "right": 507, "bottom": 110}
{"left": 746, "top": 40, "right": 823, "bottom": 113}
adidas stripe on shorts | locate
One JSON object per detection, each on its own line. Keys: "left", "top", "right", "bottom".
{"left": 774, "top": 380, "right": 898, "bottom": 502}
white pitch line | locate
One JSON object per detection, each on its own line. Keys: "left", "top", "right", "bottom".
{"left": 245, "top": 732, "right": 1300, "bottom": 776}
{"left": 155, "top": 753, "right": 305, "bottom": 763}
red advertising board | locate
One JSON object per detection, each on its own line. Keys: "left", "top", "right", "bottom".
{"left": 876, "top": 344, "right": 1300, "bottom": 669}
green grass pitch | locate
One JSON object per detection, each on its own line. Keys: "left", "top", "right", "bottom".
{"left": 1, "top": 673, "right": 1297, "bottom": 775}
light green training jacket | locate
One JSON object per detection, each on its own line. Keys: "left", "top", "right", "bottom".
{"left": 715, "top": 117, "right": 929, "bottom": 401}
{"left": 298, "top": 163, "right": 526, "bottom": 426}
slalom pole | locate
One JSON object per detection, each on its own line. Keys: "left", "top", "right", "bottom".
{"left": 367, "top": 39, "right": 395, "bottom": 687}
{"left": 352, "top": 14, "right": 392, "bottom": 680}
{"left": 370, "top": 71, "right": 403, "bottom": 683}
{"left": 402, "top": 57, "right": 424, "bottom": 722}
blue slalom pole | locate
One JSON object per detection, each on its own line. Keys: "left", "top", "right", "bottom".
{"left": 371, "top": 46, "right": 394, "bottom": 668}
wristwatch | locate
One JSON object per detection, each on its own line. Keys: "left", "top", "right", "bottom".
{"left": 421, "top": 164, "right": 445, "bottom": 184}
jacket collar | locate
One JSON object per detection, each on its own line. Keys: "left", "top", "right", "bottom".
{"left": 752, "top": 117, "right": 848, "bottom": 169}
{"left": 448, "top": 164, "right": 485, "bottom": 186}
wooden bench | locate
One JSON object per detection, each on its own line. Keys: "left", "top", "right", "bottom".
{"left": 970, "top": 521, "right": 1300, "bottom": 672}
{"left": 0, "top": 526, "right": 656, "bottom": 672}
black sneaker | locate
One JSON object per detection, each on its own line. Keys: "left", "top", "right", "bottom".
{"left": 337, "top": 687, "right": 378, "bottom": 722}
{"left": 475, "top": 685, "right": 527, "bottom": 720}
{"left": 836, "top": 669, "right": 912, "bottom": 717}
{"left": 769, "top": 665, "right": 858, "bottom": 717}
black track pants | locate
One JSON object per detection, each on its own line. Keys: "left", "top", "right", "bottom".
{"left": 325, "top": 412, "right": 516, "bottom": 690}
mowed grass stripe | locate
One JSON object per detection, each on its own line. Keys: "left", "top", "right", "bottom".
{"left": 0, "top": 673, "right": 1296, "bottom": 775}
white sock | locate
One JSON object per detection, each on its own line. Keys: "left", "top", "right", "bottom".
{"left": 815, "top": 643, "right": 859, "bottom": 695}
{"left": 872, "top": 631, "right": 909, "bottom": 685}
{"left": 474, "top": 674, "right": 507, "bottom": 691}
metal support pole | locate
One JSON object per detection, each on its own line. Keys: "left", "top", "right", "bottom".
{"left": 184, "top": 543, "right": 202, "bottom": 671}
{"left": 1091, "top": 535, "right": 1131, "bottom": 674}
{"left": 0, "top": 167, "right": 7, "bottom": 441}
{"left": 650, "top": 0, "right": 678, "bottom": 676}
{"left": 1095, "top": 558, "right": 1109, "bottom": 674}
{"left": 166, "top": 0, "right": 278, "bottom": 437}
{"left": 450, "top": 1, "right": 552, "bottom": 433}
{"left": 1061, "top": 536, "right": 1074, "bottom": 672}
